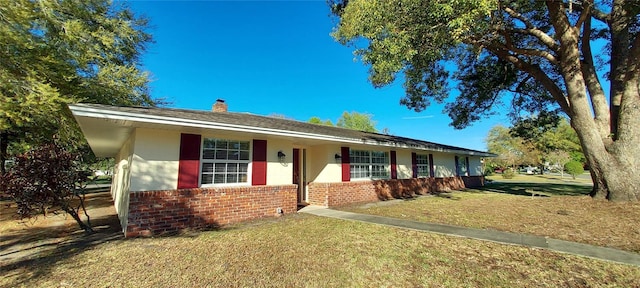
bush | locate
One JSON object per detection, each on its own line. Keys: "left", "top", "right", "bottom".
{"left": 1, "top": 142, "right": 94, "bottom": 232}
{"left": 483, "top": 166, "right": 494, "bottom": 176}
{"left": 564, "top": 160, "right": 585, "bottom": 180}
{"left": 502, "top": 168, "right": 515, "bottom": 179}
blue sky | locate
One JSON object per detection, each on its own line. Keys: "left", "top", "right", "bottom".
{"left": 127, "top": 0, "right": 509, "bottom": 151}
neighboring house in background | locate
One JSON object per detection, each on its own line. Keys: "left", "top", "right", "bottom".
{"left": 69, "top": 100, "right": 495, "bottom": 237}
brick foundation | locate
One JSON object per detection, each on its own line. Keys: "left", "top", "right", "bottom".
{"left": 126, "top": 185, "right": 297, "bottom": 237}
{"left": 308, "top": 176, "right": 484, "bottom": 207}
{"left": 461, "top": 175, "right": 485, "bottom": 187}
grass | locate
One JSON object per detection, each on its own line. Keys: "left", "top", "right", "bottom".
{"left": 342, "top": 174, "right": 640, "bottom": 253}
{"left": 2, "top": 175, "right": 640, "bottom": 287}
{"left": 2, "top": 214, "right": 640, "bottom": 287}
{"left": 490, "top": 173, "right": 593, "bottom": 186}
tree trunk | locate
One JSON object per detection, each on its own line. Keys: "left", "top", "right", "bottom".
{"left": 579, "top": 128, "right": 640, "bottom": 201}
{"left": 546, "top": 1, "right": 640, "bottom": 202}
{"left": 62, "top": 205, "right": 94, "bottom": 233}
{"left": 589, "top": 160, "right": 640, "bottom": 202}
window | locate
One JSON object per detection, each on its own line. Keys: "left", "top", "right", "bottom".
{"left": 459, "top": 156, "right": 468, "bottom": 176}
{"left": 416, "top": 154, "right": 430, "bottom": 177}
{"left": 350, "top": 149, "right": 389, "bottom": 179}
{"left": 201, "top": 138, "right": 250, "bottom": 185}
{"left": 456, "top": 156, "right": 468, "bottom": 176}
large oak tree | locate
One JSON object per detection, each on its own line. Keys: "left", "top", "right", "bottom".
{"left": 331, "top": 0, "right": 640, "bottom": 201}
{"left": 0, "top": 0, "right": 158, "bottom": 173}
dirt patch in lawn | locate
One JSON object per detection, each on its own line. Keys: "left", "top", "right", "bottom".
{"left": 0, "top": 192, "right": 123, "bottom": 267}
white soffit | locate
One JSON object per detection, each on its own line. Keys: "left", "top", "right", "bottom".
{"left": 69, "top": 104, "right": 494, "bottom": 157}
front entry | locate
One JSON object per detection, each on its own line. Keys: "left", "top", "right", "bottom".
{"left": 292, "top": 148, "right": 307, "bottom": 205}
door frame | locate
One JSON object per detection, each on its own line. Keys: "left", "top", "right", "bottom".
{"left": 292, "top": 148, "right": 308, "bottom": 204}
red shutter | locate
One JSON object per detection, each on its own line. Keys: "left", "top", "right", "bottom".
{"left": 177, "top": 133, "right": 201, "bottom": 189}
{"left": 252, "top": 139, "right": 267, "bottom": 185}
{"left": 428, "top": 154, "right": 435, "bottom": 178}
{"left": 390, "top": 151, "right": 397, "bottom": 179}
{"left": 341, "top": 146, "right": 350, "bottom": 182}
{"left": 411, "top": 152, "right": 417, "bottom": 178}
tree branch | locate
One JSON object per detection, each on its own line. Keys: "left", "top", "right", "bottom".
{"left": 489, "top": 46, "right": 570, "bottom": 114}
{"left": 503, "top": 6, "right": 535, "bottom": 28}
{"left": 564, "top": 0, "right": 610, "bottom": 24}
{"left": 506, "top": 28, "right": 559, "bottom": 52}
{"left": 498, "top": 30, "right": 558, "bottom": 64}
{"left": 574, "top": 0, "right": 591, "bottom": 29}
{"left": 502, "top": 5, "right": 559, "bottom": 53}
{"left": 616, "top": 33, "right": 640, "bottom": 145}
{"left": 580, "top": 16, "right": 610, "bottom": 138}
{"left": 591, "top": 9, "right": 610, "bottom": 24}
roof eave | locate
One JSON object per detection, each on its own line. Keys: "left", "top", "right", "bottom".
{"left": 69, "top": 104, "right": 495, "bottom": 157}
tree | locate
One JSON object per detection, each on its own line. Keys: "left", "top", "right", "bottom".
{"left": 565, "top": 160, "right": 585, "bottom": 180}
{"left": 336, "top": 111, "right": 378, "bottom": 132}
{"left": 308, "top": 116, "right": 335, "bottom": 126}
{"left": 0, "top": 0, "right": 158, "bottom": 174}
{"left": 331, "top": 0, "right": 640, "bottom": 201}
{"left": 485, "top": 125, "right": 532, "bottom": 169}
{"left": 1, "top": 142, "right": 94, "bottom": 232}
{"left": 308, "top": 112, "right": 379, "bottom": 132}
{"left": 511, "top": 115, "right": 584, "bottom": 173}
{"left": 547, "top": 149, "right": 571, "bottom": 178}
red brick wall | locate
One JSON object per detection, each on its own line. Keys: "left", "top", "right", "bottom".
{"left": 308, "top": 176, "right": 484, "bottom": 207}
{"left": 126, "top": 185, "right": 297, "bottom": 237}
{"left": 462, "top": 175, "right": 485, "bottom": 187}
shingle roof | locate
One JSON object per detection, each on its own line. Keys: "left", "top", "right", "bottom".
{"left": 71, "top": 103, "right": 495, "bottom": 157}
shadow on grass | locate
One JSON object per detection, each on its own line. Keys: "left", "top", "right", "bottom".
{"left": 0, "top": 212, "right": 124, "bottom": 286}
{"left": 0, "top": 192, "right": 128, "bottom": 286}
{"left": 0, "top": 191, "right": 232, "bottom": 286}
{"left": 465, "top": 181, "right": 592, "bottom": 197}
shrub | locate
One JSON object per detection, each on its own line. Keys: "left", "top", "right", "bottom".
{"left": 483, "top": 166, "right": 494, "bottom": 176}
{"left": 502, "top": 168, "right": 515, "bottom": 179}
{"left": 1, "top": 142, "right": 93, "bottom": 232}
{"left": 564, "top": 160, "right": 585, "bottom": 180}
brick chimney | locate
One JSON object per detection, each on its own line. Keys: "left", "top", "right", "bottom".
{"left": 212, "top": 99, "right": 228, "bottom": 112}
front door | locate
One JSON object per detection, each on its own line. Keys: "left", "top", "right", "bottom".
{"left": 292, "top": 148, "right": 307, "bottom": 204}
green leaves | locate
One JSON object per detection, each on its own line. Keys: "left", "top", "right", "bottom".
{"left": 0, "top": 0, "right": 156, "bottom": 156}
{"left": 485, "top": 117, "right": 584, "bottom": 169}
{"left": 336, "top": 111, "right": 378, "bottom": 132}
{"left": 308, "top": 111, "right": 378, "bottom": 132}
{"left": 331, "top": 0, "right": 500, "bottom": 117}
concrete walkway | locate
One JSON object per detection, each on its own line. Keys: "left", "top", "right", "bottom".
{"left": 299, "top": 206, "right": 640, "bottom": 267}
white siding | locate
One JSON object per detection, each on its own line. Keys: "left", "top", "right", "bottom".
{"left": 129, "top": 128, "right": 181, "bottom": 191}
{"left": 266, "top": 138, "right": 294, "bottom": 185}
{"left": 432, "top": 152, "right": 456, "bottom": 177}
{"left": 396, "top": 150, "right": 413, "bottom": 179}
{"left": 111, "top": 130, "right": 135, "bottom": 233}
{"left": 308, "top": 144, "right": 342, "bottom": 183}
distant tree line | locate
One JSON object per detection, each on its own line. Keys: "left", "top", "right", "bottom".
{"left": 485, "top": 115, "right": 585, "bottom": 176}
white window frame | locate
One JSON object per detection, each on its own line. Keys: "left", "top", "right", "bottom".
{"left": 349, "top": 149, "right": 390, "bottom": 180}
{"left": 200, "top": 137, "right": 252, "bottom": 187}
{"left": 415, "top": 154, "right": 430, "bottom": 178}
